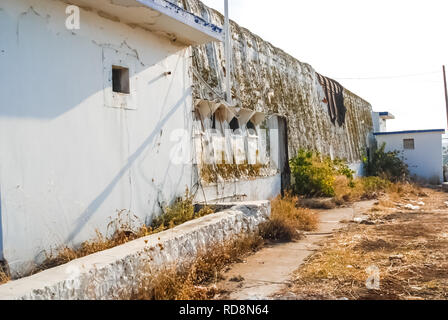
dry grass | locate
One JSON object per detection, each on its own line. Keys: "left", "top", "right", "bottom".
{"left": 289, "top": 187, "right": 448, "bottom": 300}
{"left": 39, "top": 222, "right": 154, "bottom": 271}
{"left": 200, "top": 162, "right": 269, "bottom": 184}
{"left": 38, "top": 191, "right": 215, "bottom": 273}
{"left": 151, "top": 189, "right": 214, "bottom": 230}
{"left": 133, "top": 233, "right": 265, "bottom": 300}
{"left": 334, "top": 176, "right": 423, "bottom": 206}
{"left": 259, "top": 194, "right": 319, "bottom": 242}
{"left": 132, "top": 194, "right": 320, "bottom": 299}
{"left": 0, "top": 264, "right": 9, "bottom": 285}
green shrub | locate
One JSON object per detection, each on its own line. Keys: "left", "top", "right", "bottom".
{"left": 364, "top": 143, "right": 409, "bottom": 182}
{"left": 152, "top": 189, "right": 214, "bottom": 230}
{"left": 290, "top": 150, "right": 354, "bottom": 197}
{"left": 361, "top": 176, "right": 391, "bottom": 195}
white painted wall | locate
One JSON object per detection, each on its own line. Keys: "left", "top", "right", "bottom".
{"left": 372, "top": 112, "right": 388, "bottom": 133}
{"left": 196, "top": 175, "right": 281, "bottom": 204}
{"left": 375, "top": 132, "right": 444, "bottom": 183}
{"left": 0, "top": 0, "right": 283, "bottom": 277}
{"left": 349, "top": 161, "right": 365, "bottom": 178}
{"left": 0, "top": 0, "right": 196, "bottom": 276}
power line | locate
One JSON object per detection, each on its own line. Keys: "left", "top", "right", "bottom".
{"left": 334, "top": 70, "right": 440, "bottom": 80}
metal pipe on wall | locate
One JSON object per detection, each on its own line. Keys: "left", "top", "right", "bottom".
{"left": 224, "top": 0, "right": 232, "bottom": 104}
{"left": 443, "top": 65, "right": 448, "bottom": 130}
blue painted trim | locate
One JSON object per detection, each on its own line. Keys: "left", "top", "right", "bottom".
{"left": 379, "top": 112, "right": 390, "bottom": 116}
{"left": 374, "top": 129, "right": 445, "bottom": 136}
{"left": 137, "top": 0, "right": 223, "bottom": 41}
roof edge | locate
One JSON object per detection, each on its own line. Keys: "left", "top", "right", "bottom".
{"left": 374, "top": 129, "right": 445, "bottom": 136}
{"left": 138, "top": 0, "right": 223, "bottom": 42}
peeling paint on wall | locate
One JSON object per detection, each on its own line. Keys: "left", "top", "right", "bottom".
{"left": 176, "top": 0, "right": 373, "bottom": 163}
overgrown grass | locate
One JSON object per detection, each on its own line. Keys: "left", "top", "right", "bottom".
{"left": 290, "top": 150, "right": 354, "bottom": 197}
{"left": 132, "top": 194, "right": 320, "bottom": 299}
{"left": 290, "top": 149, "right": 419, "bottom": 207}
{"left": 131, "top": 194, "right": 320, "bottom": 299}
{"left": 291, "top": 194, "right": 448, "bottom": 300}
{"left": 334, "top": 176, "right": 423, "bottom": 205}
{"left": 259, "top": 194, "right": 319, "bottom": 242}
{"left": 152, "top": 190, "right": 214, "bottom": 230}
{"left": 39, "top": 189, "right": 214, "bottom": 273}
{"left": 133, "top": 233, "right": 264, "bottom": 300}
{"left": 363, "top": 143, "right": 409, "bottom": 182}
{"left": 0, "top": 264, "right": 9, "bottom": 285}
{"left": 201, "top": 162, "right": 269, "bottom": 184}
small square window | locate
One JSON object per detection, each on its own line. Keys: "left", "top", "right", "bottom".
{"left": 403, "top": 139, "right": 415, "bottom": 150}
{"left": 112, "top": 66, "right": 130, "bottom": 94}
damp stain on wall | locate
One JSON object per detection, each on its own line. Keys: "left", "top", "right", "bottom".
{"left": 177, "top": 0, "right": 373, "bottom": 163}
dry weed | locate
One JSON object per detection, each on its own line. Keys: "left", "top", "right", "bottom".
{"left": 333, "top": 176, "right": 423, "bottom": 207}
{"left": 0, "top": 264, "right": 9, "bottom": 285}
{"left": 135, "top": 233, "right": 264, "bottom": 300}
{"left": 260, "top": 194, "right": 319, "bottom": 241}
{"left": 290, "top": 188, "right": 448, "bottom": 300}
{"left": 39, "top": 191, "right": 215, "bottom": 273}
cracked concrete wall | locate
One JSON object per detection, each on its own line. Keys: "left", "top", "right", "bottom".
{"left": 0, "top": 0, "right": 373, "bottom": 279}
{"left": 0, "top": 0, "right": 195, "bottom": 277}
{"left": 175, "top": 0, "right": 374, "bottom": 164}
{"left": 0, "top": 201, "right": 270, "bottom": 300}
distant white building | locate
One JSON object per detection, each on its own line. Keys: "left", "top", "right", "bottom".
{"left": 372, "top": 111, "right": 396, "bottom": 133}
{"left": 372, "top": 112, "right": 445, "bottom": 184}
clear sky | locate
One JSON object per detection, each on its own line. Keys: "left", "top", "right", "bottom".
{"left": 200, "top": 0, "right": 448, "bottom": 132}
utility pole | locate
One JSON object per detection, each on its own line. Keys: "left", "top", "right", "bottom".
{"left": 444, "top": 65, "right": 448, "bottom": 129}
{"left": 224, "top": 0, "right": 232, "bottom": 104}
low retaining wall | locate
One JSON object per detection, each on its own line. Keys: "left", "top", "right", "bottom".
{"left": 0, "top": 201, "right": 270, "bottom": 300}
{"left": 195, "top": 175, "right": 281, "bottom": 204}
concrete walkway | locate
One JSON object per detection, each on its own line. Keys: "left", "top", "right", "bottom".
{"left": 217, "top": 201, "right": 375, "bottom": 300}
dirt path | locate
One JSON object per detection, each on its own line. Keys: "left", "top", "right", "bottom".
{"left": 279, "top": 187, "right": 448, "bottom": 300}
{"left": 215, "top": 201, "right": 376, "bottom": 300}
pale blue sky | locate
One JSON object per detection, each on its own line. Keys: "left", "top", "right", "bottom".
{"left": 201, "top": 0, "right": 448, "bottom": 132}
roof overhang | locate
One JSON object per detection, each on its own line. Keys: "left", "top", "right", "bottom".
{"left": 378, "top": 112, "right": 395, "bottom": 120}
{"left": 195, "top": 99, "right": 236, "bottom": 121}
{"left": 64, "top": 0, "right": 223, "bottom": 45}
{"left": 374, "top": 129, "right": 445, "bottom": 136}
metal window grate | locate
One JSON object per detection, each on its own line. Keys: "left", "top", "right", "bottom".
{"left": 403, "top": 139, "right": 415, "bottom": 150}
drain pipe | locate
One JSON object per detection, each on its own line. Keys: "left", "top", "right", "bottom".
{"left": 224, "top": 0, "right": 232, "bottom": 104}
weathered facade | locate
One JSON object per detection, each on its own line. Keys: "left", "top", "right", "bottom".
{"left": 0, "top": 0, "right": 224, "bottom": 277}
{"left": 0, "top": 0, "right": 374, "bottom": 278}
{"left": 176, "top": 0, "right": 373, "bottom": 164}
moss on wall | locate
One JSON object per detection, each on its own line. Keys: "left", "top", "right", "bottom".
{"left": 178, "top": 0, "right": 373, "bottom": 162}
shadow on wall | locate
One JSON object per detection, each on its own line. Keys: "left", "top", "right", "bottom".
{"left": 0, "top": 6, "right": 183, "bottom": 119}
{"left": 65, "top": 90, "right": 190, "bottom": 243}
{"left": 0, "top": 5, "right": 194, "bottom": 265}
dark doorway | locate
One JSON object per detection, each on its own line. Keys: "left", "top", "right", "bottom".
{"left": 277, "top": 116, "right": 291, "bottom": 195}
{"left": 268, "top": 115, "right": 291, "bottom": 196}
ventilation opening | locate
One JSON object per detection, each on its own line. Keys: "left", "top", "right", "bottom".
{"left": 247, "top": 120, "right": 257, "bottom": 135}
{"left": 112, "top": 66, "right": 130, "bottom": 94}
{"left": 403, "top": 139, "right": 415, "bottom": 150}
{"left": 211, "top": 114, "right": 216, "bottom": 130}
{"left": 230, "top": 117, "right": 240, "bottom": 131}
{"left": 247, "top": 120, "right": 256, "bottom": 131}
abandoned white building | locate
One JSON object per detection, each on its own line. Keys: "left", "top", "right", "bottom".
{"left": 0, "top": 0, "right": 374, "bottom": 277}
{"left": 372, "top": 113, "right": 445, "bottom": 184}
